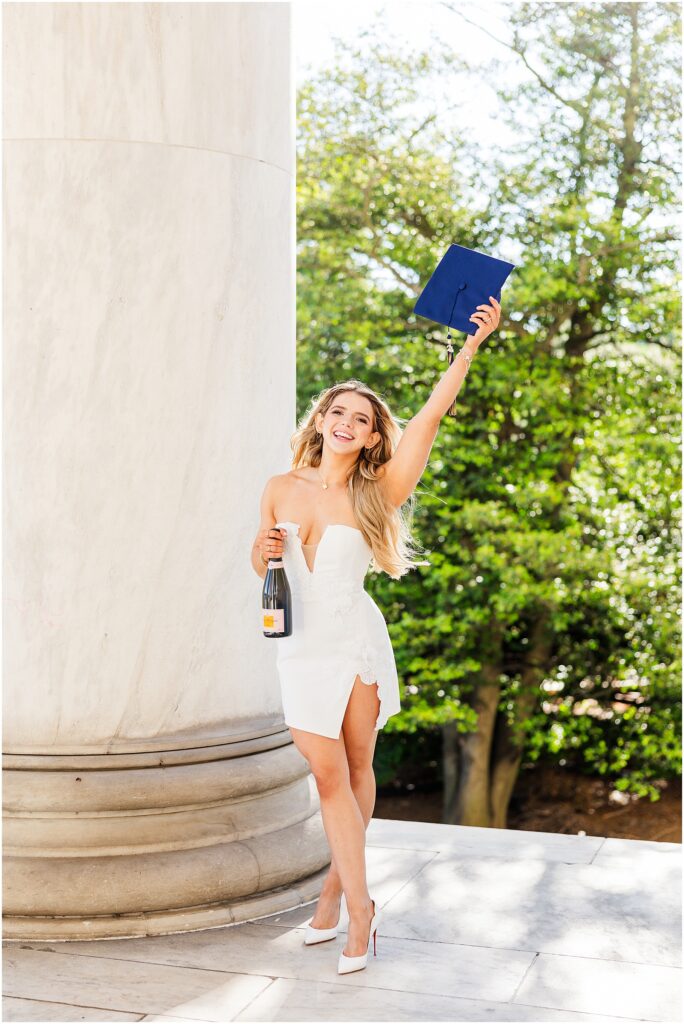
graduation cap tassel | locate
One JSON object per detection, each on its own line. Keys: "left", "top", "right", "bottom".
{"left": 444, "top": 284, "right": 465, "bottom": 418}
{"left": 445, "top": 329, "right": 457, "bottom": 418}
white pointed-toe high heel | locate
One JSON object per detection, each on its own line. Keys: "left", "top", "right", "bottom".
{"left": 303, "top": 912, "right": 340, "bottom": 945}
{"left": 337, "top": 899, "right": 380, "bottom": 975}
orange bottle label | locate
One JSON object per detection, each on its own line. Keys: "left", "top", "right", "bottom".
{"left": 263, "top": 608, "right": 285, "bottom": 632}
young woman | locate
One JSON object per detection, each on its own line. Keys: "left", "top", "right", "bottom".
{"left": 251, "top": 297, "right": 501, "bottom": 975}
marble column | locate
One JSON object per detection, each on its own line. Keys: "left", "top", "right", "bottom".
{"left": 3, "top": 2, "right": 329, "bottom": 940}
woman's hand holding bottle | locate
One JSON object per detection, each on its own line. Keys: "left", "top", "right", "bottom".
{"left": 258, "top": 526, "right": 287, "bottom": 564}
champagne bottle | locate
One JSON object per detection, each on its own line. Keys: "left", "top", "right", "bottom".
{"left": 262, "top": 529, "right": 292, "bottom": 637}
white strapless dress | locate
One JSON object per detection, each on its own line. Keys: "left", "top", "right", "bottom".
{"left": 268, "top": 520, "right": 402, "bottom": 740}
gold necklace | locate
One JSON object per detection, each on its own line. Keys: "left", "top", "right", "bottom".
{"left": 317, "top": 466, "right": 354, "bottom": 489}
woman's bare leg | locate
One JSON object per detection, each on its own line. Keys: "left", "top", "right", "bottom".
{"left": 310, "top": 678, "right": 380, "bottom": 927}
{"left": 290, "top": 676, "right": 381, "bottom": 955}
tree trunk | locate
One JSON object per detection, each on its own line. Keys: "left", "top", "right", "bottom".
{"left": 452, "top": 677, "right": 500, "bottom": 825}
{"left": 443, "top": 622, "right": 503, "bottom": 826}
{"left": 443, "top": 615, "right": 555, "bottom": 829}
{"left": 489, "top": 614, "right": 555, "bottom": 827}
{"left": 489, "top": 715, "right": 525, "bottom": 829}
{"left": 441, "top": 720, "right": 459, "bottom": 822}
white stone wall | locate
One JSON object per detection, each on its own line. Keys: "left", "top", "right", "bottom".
{"left": 4, "top": 3, "right": 295, "bottom": 752}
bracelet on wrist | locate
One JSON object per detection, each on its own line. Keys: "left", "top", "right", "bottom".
{"left": 458, "top": 345, "right": 475, "bottom": 372}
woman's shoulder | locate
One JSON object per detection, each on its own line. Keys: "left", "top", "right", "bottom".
{"left": 276, "top": 468, "right": 317, "bottom": 488}
{"left": 264, "top": 468, "right": 315, "bottom": 499}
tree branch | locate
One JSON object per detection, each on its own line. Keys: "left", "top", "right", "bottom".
{"left": 441, "top": 2, "right": 614, "bottom": 133}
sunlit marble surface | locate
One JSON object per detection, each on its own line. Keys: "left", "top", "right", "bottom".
{"left": 4, "top": 819, "right": 680, "bottom": 1022}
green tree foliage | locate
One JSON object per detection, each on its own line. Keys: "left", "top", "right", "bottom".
{"left": 297, "top": 2, "right": 681, "bottom": 825}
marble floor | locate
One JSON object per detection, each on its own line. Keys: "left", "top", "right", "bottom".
{"left": 3, "top": 818, "right": 681, "bottom": 1023}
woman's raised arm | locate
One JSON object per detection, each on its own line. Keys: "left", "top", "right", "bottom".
{"left": 380, "top": 296, "right": 501, "bottom": 508}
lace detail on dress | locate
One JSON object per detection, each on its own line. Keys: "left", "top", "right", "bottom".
{"left": 345, "top": 619, "right": 399, "bottom": 731}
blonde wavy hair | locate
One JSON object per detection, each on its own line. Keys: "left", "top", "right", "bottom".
{"left": 290, "top": 380, "right": 429, "bottom": 579}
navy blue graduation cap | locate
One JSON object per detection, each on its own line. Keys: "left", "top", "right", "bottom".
{"left": 414, "top": 243, "right": 516, "bottom": 416}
